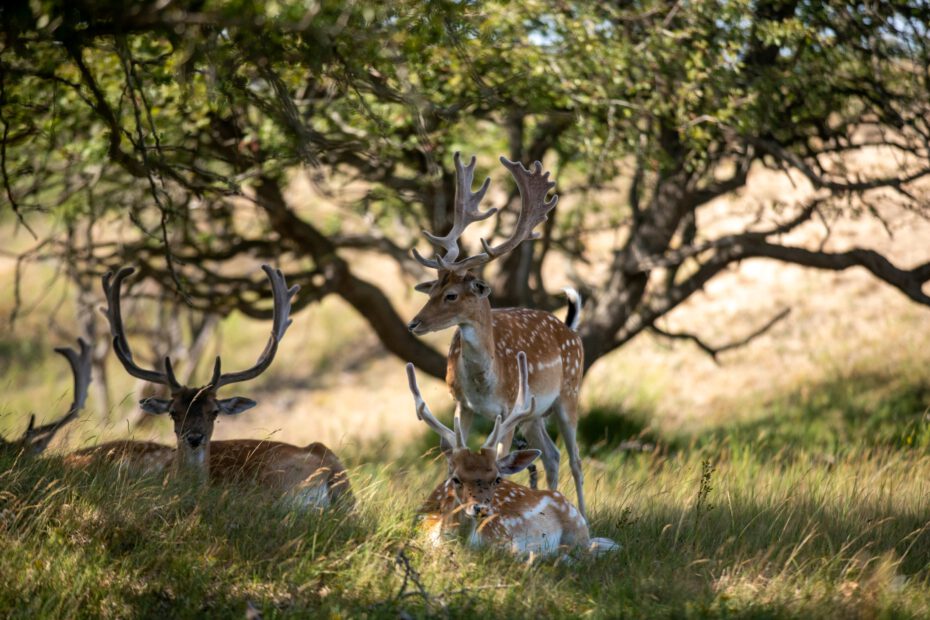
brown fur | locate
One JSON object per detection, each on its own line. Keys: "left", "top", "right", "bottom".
{"left": 65, "top": 439, "right": 353, "bottom": 508}
{"left": 66, "top": 440, "right": 174, "bottom": 476}
{"left": 416, "top": 447, "right": 589, "bottom": 555}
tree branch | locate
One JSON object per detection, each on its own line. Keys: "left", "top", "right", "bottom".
{"left": 651, "top": 307, "right": 791, "bottom": 363}
{"left": 739, "top": 240, "right": 930, "bottom": 305}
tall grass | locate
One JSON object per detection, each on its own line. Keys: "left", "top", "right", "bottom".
{"left": 2, "top": 400, "right": 930, "bottom": 618}
{"left": 3, "top": 233, "right": 930, "bottom": 617}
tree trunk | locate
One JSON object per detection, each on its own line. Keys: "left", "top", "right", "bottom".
{"left": 255, "top": 177, "right": 448, "bottom": 379}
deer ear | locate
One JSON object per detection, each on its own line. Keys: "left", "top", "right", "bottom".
{"left": 497, "top": 449, "right": 541, "bottom": 475}
{"left": 139, "top": 397, "right": 172, "bottom": 415}
{"left": 217, "top": 397, "right": 257, "bottom": 415}
{"left": 414, "top": 280, "right": 437, "bottom": 293}
{"left": 469, "top": 278, "right": 491, "bottom": 298}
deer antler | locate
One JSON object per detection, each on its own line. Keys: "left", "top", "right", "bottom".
{"left": 413, "top": 153, "right": 558, "bottom": 273}
{"left": 412, "top": 152, "right": 497, "bottom": 270}
{"left": 211, "top": 264, "right": 299, "bottom": 389}
{"left": 406, "top": 363, "right": 466, "bottom": 450}
{"left": 482, "top": 351, "right": 536, "bottom": 456}
{"left": 104, "top": 265, "right": 298, "bottom": 391}
{"left": 102, "top": 267, "right": 181, "bottom": 389}
{"left": 19, "top": 338, "right": 92, "bottom": 451}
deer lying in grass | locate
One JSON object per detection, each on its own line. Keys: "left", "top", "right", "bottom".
{"left": 99, "top": 263, "right": 297, "bottom": 478}
{"left": 65, "top": 439, "right": 353, "bottom": 508}
{"left": 407, "top": 152, "right": 587, "bottom": 519}
{"left": 0, "top": 338, "right": 91, "bottom": 455}
{"left": 64, "top": 264, "right": 352, "bottom": 508}
{"left": 407, "top": 353, "right": 616, "bottom": 557}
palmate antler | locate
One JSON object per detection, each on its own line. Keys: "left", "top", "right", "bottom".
{"left": 413, "top": 153, "right": 559, "bottom": 273}
{"left": 102, "top": 265, "right": 298, "bottom": 391}
{"left": 209, "top": 265, "right": 299, "bottom": 389}
{"left": 16, "top": 338, "right": 92, "bottom": 453}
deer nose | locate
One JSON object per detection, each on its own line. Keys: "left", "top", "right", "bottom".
{"left": 407, "top": 319, "right": 422, "bottom": 333}
{"left": 185, "top": 432, "right": 205, "bottom": 448}
{"left": 465, "top": 504, "right": 486, "bottom": 518}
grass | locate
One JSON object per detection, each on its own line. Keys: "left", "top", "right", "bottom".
{"left": 2, "top": 370, "right": 930, "bottom": 619}
{"left": 3, "top": 220, "right": 930, "bottom": 617}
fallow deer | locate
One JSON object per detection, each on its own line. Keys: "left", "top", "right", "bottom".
{"left": 0, "top": 338, "right": 92, "bottom": 454}
{"left": 408, "top": 353, "right": 614, "bottom": 556}
{"left": 69, "top": 264, "right": 352, "bottom": 507}
{"left": 407, "top": 152, "right": 588, "bottom": 518}
{"left": 65, "top": 439, "right": 354, "bottom": 508}
{"left": 101, "top": 264, "right": 297, "bottom": 479}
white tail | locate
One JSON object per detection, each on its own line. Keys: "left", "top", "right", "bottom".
{"left": 562, "top": 287, "right": 582, "bottom": 331}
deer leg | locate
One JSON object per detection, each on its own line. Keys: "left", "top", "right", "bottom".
{"left": 524, "top": 418, "right": 560, "bottom": 491}
{"left": 554, "top": 402, "right": 586, "bottom": 522}
{"left": 512, "top": 434, "right": 538, "bottom": 488}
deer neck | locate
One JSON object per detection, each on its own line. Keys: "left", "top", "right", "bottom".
{"left": 175, "top": 444, "right": 210, "bottom": 481}
{"left": 457, "top": 301, "right": 499, "bottom": 391}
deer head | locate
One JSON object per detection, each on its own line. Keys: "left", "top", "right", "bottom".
{"left": 102, "top": 265, "right": 298, "bottom": 471}
{"left": 407, "top": 153, "right": 558, "bottom": 335}
{"left": 406, "top": 351, "right": 540, "bottom": 518}
{"left": 1, "top": 338, "right": 92, "bottom": 455}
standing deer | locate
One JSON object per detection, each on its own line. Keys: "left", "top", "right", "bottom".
{"left": 408, "top": 353, "right": 614, "bottom": 556}
{"left": 101, "top": 264, "right": 296, "bottom": 478}
{"left": 0, "top": 338, "right": 92, "bottom": 454}
{"left": 406, "top": 152, "right": 587, "bottom": 518}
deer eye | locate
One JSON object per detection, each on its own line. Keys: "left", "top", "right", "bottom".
{"left": 495, "top": 476, "right": 502, "bottom": 485}
{"left": 451, "top": 476, "right": 462, "bottom": 486}
{"left": 444, "top": 293, "right": 458, "bottom": 302}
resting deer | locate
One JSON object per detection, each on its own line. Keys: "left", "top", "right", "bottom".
{"left": 406, "top": 152, "right": 587, "bottom": 518}
{"left": 0, "top": 338, "right": 92, "bottom": 454}
{"left": 66, "top": 439, "right": 353, "bottom": 508}
{"left": 66, "top": 264, "right": 352, "bottom": 507}
{"left": 100, "top": 264, "right": 295, "bottom": 478}
{"left": 408, "top": 353, "right": 614, "bottom": 556}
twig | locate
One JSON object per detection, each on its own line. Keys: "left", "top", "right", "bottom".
{"left": 0, "top": 67, "right": 37, "bottom": 238}
{"left": 651, "top": 307, "right": 791, "bottom": 364}
{"left": 117, "top": 38, "right": 190, "bottom": 304}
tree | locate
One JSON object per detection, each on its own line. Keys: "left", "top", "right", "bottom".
{"left": 2, "top": 0, "right": 929, "bottom": 379}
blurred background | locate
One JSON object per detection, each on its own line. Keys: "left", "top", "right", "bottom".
{"left": 2, "top": 0, "right": 930, "bottom": 457}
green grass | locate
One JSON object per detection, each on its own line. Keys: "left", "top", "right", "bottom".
{"left": 3, "top": 232, "right": 930, "bottom": 617}
{"left": 2, "top": 371, "right": 930, "bottom": 619}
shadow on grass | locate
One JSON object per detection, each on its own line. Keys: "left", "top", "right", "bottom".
{"left": 694, "top": 370, "right": 930, "bottom": 458}
{"left": 5, "top": 366, "right": 929, "bottom": 617}
{"left": 2, "top": 441, "right": 930, "bottom": 618}
{"left": 584, "top": 368, "right": 930, "bottom": 460}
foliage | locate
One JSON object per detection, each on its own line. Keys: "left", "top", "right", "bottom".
{"left": 2, "top": 0, "right": 930, "bottom": 377}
